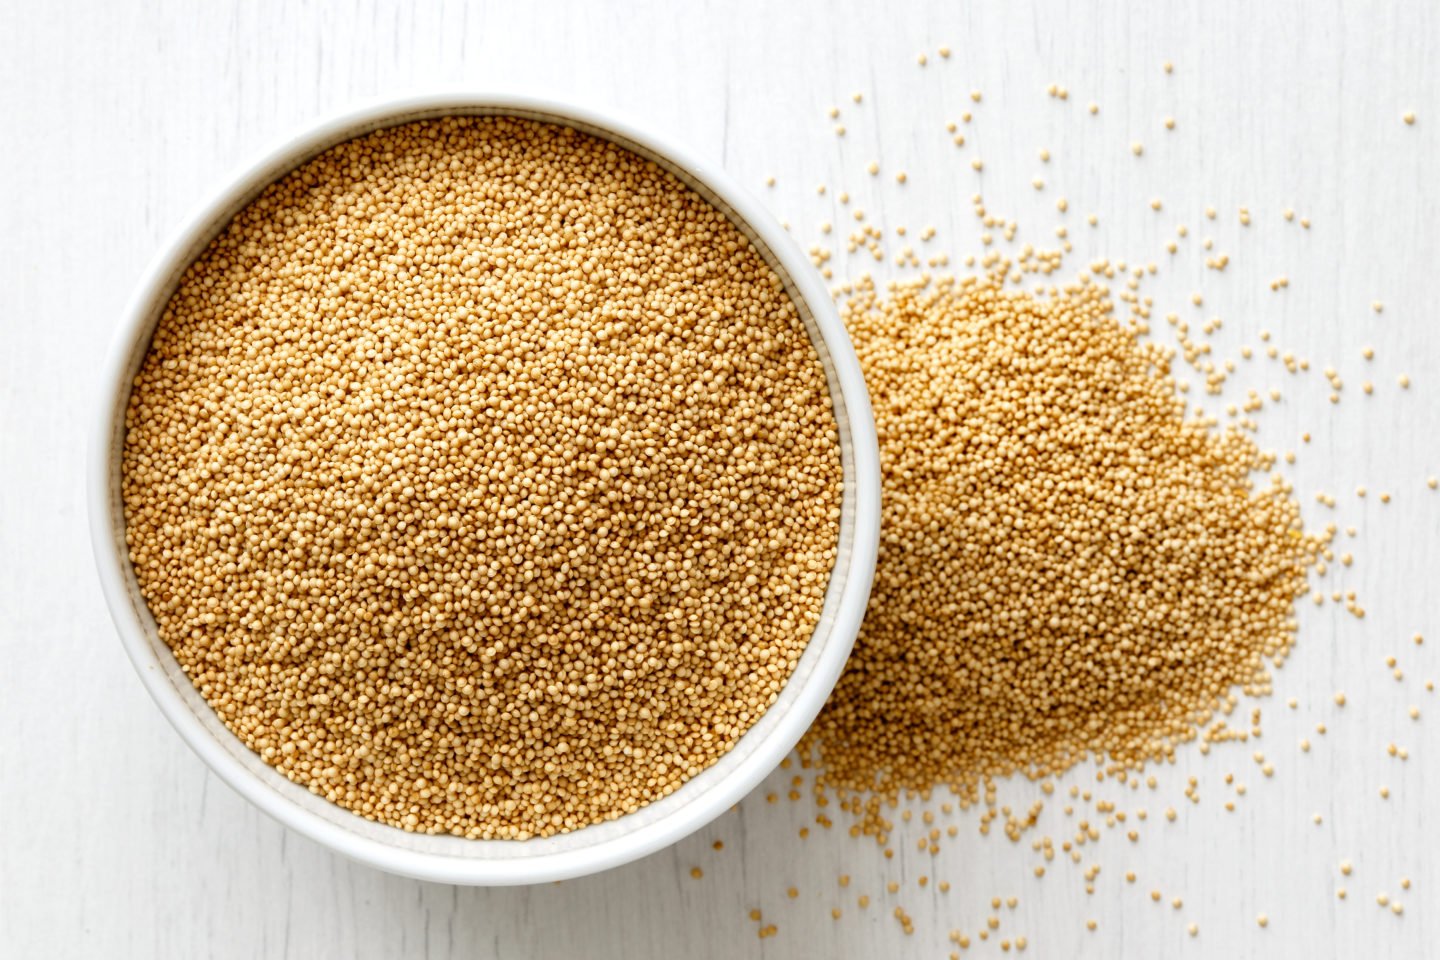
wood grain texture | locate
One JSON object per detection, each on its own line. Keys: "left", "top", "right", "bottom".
{"left": 3, "top": 1, "right": 1438, "bottom": 956}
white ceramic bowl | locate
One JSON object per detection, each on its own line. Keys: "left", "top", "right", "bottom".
{"left": 89, "top": 93, "right": 880, "bottom": 885}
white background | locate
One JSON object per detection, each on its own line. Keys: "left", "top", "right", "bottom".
{"left": 4, "top": 1, "right": 1439, "bottom": 957}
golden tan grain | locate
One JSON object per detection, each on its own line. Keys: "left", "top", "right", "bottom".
{"left": 122, "top": 117, "right": 842, "bottom": 839}
{"left": 800, "top": 259, "right": 1321, "bottom": 825}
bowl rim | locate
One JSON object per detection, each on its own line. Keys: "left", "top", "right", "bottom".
{"left": 88, "top": 90, "right": 880, "bottom": 885}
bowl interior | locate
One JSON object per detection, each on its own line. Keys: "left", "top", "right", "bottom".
{"left": 95, "top": 98, "right": 873, "bottom": 883}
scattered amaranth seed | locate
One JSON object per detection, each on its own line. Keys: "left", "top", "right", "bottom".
{"left": 799, "top": 259, "right": 1323, "bottom": 822}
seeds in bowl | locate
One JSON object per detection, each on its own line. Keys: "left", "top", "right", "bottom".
{"left": 121, "top": 116, "right": 843, "bottom": 839}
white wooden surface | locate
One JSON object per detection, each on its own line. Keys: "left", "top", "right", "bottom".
{"left": 4, "top": 1, "right": 1439, "bottom": 956}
